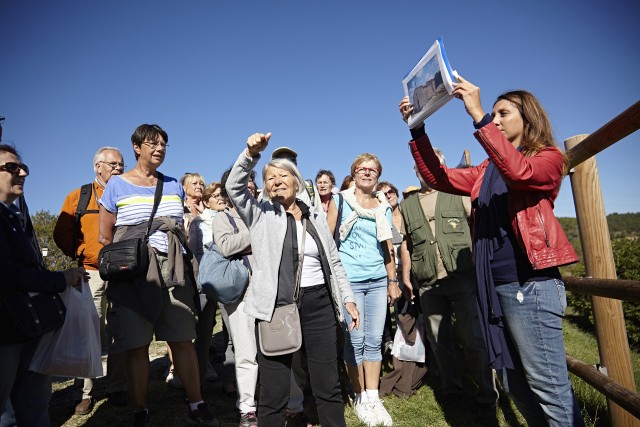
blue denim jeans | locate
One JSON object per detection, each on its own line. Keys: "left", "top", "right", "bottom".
{"left": 495, "top": 278, "right": 584, "bottom": 427}
{"left": 343, "top": 277, "right": 387, "bottom": 366}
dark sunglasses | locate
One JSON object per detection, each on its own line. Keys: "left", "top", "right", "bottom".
{"left": 383, "top": 189, "right": 397, "bottom": 197}
{"left": 0, "top": 162, "right": 29, "bottom": 176}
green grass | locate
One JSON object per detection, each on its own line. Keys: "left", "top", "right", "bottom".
{"left": 50, "top": 316, "right": 639, "bottom": 426}
{"left": 563, "top": 315, "right": 640, "bottom": 427}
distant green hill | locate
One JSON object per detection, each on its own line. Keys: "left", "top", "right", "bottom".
{"left": 558, "top": 212, "right": 640, "bottom": 242}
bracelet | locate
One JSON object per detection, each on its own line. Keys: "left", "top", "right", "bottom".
{"left": 387, "top": 278, "right": 398, "bottom": 283}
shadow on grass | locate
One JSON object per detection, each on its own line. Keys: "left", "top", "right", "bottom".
{"left": 49, "top": 332, "right": 243, "bottom": 427}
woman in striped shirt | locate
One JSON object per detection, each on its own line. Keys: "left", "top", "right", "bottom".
{"left": 99, "top": 124, "right": 218, "bottom": 427}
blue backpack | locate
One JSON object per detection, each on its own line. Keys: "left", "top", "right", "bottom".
{"left": 198, "top": 213, "right": 250, "bottom": 305}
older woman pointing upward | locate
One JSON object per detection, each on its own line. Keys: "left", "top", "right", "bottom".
{"left": 226, "top": 132, "right": 359, "bottom": 427}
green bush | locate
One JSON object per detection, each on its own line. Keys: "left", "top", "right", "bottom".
{"left": 567, "top": 238, "right": 640, "bottom": 350}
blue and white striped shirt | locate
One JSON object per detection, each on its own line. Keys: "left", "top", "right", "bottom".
{"left": 100, "top": 175, "right": 185, "bottom": 253}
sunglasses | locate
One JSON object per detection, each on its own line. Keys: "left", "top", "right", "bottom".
{"left": 383, "top": 189, "right": 397, "bottom": 197}
{"left": 0, "top": 162, "right": 29, "bottom": 176}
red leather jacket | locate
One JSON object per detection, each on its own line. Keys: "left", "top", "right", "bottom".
{"left": 409, "top": 123, "right": 578, "bottom": 270}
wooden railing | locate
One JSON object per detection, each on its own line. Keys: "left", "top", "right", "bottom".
{"left": 564, "top": 277, "right": 640, "bottom": 420}
{"left": 563, "top": 100, "right": 640, "bottom": 426}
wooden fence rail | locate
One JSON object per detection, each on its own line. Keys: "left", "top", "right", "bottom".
{"left": 567, "top": 356, "right": 640, "bottom": 420}
{"left": 567, "top": 100, "right": 640, "bottom": 169}
{"left": 564, "top": 276, "right": 640, "bottom": 303}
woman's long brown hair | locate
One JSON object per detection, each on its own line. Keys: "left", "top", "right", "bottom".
{"left": 495, "top": 91, "right": 569, "bottom": 175}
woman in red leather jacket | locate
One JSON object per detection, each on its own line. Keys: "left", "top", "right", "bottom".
{"left": 399, "top": 77, "right": 584, "bottom": 427}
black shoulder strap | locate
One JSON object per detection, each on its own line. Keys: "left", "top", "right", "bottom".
{"left": 144, "top": 173, "right": 164, "bottom": 241}
{"left": 76, "top": 183, "right": 98, "bottom": 216}
{"left": 72, "top": 183, "right": 99, "bottom": 261}
{"left": 333, "top": 193, "right": 344, "bottom": 249}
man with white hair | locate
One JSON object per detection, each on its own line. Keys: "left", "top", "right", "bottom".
{"left": 53, "top": 146, "right": 128, "bottom": 414}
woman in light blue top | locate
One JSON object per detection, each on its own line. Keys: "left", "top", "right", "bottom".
{"left": 327, "top": 153, "right": 401, "bottom": 427}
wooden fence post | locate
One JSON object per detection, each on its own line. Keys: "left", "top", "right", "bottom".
{"left": 565, "top": 135, "right": 638, "bottom": 426}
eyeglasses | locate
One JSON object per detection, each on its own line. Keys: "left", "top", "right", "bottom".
{"left": 99, "top": 161, "right": 126, "bottom": 169}
{"left": 383, "top": 189, "right": 397, "bottom": 197}
{"left": 355, "top": 167, "right": 379, "bottom": 177}
{"left": 0, "top": 162, "right": 29, "bottom": 176}
{"left": 142, "top": 141, "right": 169, "bottom": 150}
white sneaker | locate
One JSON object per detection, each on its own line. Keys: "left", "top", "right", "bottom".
{"left": 354, "top": 402, "right": 377, "bottom": 427}
{"left": 370, "top": 400, "right": 393, "bottom": 426}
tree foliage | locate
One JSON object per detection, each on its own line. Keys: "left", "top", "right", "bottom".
{"left": 31, "top": 210, "right": 75, "bottom": 271}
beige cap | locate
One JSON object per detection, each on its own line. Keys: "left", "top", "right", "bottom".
{"left": 402, "top": 185, "right": 420, "bottom": 197}
{"left": 271, "top": 146, "right": 298, "bottom": 159}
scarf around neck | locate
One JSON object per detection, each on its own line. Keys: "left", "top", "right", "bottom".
{"left": 474, "top": 161, "right": 514, "bottom": 370}
{"left": 338, "top": 186, "right": 392, "bottom": 243}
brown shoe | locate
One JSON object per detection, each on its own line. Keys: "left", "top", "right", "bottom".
{"left": 75, "top": 398, "right": 94, "bottom": 415}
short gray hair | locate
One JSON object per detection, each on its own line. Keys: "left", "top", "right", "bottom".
{"left": 261, "top": 158, "right": 305, "bottom": 201}
{"left": 93, "top": 146, "right": 123, "bottom": 173}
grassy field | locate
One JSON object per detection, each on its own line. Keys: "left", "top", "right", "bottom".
{"left": 49, "top": 316, "right": 639, "bottom": 427}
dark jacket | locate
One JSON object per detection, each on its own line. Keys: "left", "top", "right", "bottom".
{"left": 409, "top": 122, "right": 578, "bottom": 270}
{"left": 0, "top": 202, "right": 66, "bottom": 295}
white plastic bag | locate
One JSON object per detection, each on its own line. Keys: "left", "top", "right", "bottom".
{"left": 391, "top": 314, "right": 426, "bottom": 363}
{"left": 30, "top": 281, "right": 103, "bottom": 378}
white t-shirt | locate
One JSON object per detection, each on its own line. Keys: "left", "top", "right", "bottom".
{"left": 295, "top": 220, "right": 325, "bottom": 287}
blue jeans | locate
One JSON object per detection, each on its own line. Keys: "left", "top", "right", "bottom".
{"left": 343, "top": 277, "right": 387, "bottom": 366}
{"left": 0, "top": 339, "right": 52, "bottom": 427}
{"left": 495, "top": 278, "right": 584, "bottom": 427}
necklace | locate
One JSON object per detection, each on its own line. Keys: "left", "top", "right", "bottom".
{"left": 135, "top": 168, "right": 156, "bottom": 184}
{"left": 288, "top": 206, "right": 301, "bottom": 216}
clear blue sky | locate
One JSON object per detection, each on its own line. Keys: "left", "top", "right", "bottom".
{"left": 2, "top": 0, "right": 639, "bottom": 217}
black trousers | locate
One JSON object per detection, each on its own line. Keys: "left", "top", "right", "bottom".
{"left": 256, "top": 284, "right": 346, "bottom": 427}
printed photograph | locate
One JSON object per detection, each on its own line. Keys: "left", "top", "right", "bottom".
{"left": 407, "top": 55, "right": 448, "bottom": 116}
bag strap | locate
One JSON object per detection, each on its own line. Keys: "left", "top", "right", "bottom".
{"left": 72, "top": 183, "right": 99, "bottom": 261}
{"left": 333, "top": 193, "right": 344, "bottom": 249}
{"left": 304, "top": 179, "right": 315, "bottom": 206}
{"left": 293, "top": 218, "right": 307, "bottom": 303}
{"left": 223, "top": 211, "right": 252, "bottom": 274}
{"left": 144, "top": 172, "right": 164, "bottom": 241}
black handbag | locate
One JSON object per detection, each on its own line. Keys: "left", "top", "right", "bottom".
{"left": 0, "top": 291, "right": 67, "bottom": 343}
{"left": 98, "top": 173, "right": 164, "bottom": 281}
